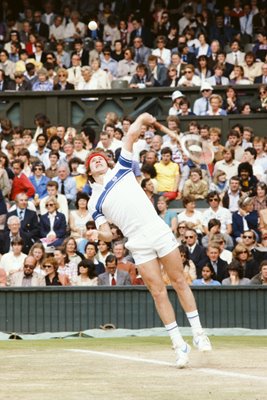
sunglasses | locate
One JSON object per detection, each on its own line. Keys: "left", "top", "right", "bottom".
{"left": 24, "top": 264, "right": 35, "bottom": 269}
{"left": 104, "top": 52, "right": 110, "bottom": 55}
{"left": 259, "top": 91, "right": 266, "bottom": 94}
{"left": 243, "top": 235, "right": 253, "bottom": 239}
{"left": 58, "top": 74, "right": 66, "bottom": 77}
{"left": 185, "top": 235, "right": 194, "bottom": 239}
{"left": 43, "top": 265, "right": 53, "bottom": 268}
{"left": 34, "top": 167, "right": 43, "bottom": 170}
{"left": 46, "top": 203, "right": 55, "bottom": 207}
{"left": 178, "top": 226, "right": 186, "bottom": 229}
{"left": 238, "top": 250, "right": 248, "bottom": 254}
{"left": 209, "top": 198, "right": 219, "bottom": 202}
{"left": 185, "top": 70, "right": 193, "bottom": 73}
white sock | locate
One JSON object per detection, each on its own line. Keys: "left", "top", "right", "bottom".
{"left": 186, "top": 310, "right": 202, "bottom": 335}
{"left": 165, "top": 321, "right": 185, "bottom": 348}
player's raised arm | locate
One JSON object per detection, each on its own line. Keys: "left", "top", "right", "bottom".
{"left": 123, "top": 113, "right": 156, "bottom": 153}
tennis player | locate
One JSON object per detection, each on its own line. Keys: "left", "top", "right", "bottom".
{"left": 86, "top": 113, "right": 211, "bottom": 368}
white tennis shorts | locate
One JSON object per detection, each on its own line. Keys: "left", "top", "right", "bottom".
{"left": 125, "top": 222, "right": 178, "bottom": 265}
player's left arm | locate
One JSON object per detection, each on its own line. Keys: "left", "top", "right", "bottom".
{"left": 123, "top": 113, "right": 156, "bottom": 153}
{"left": 87, "top": 222, "right": 113, "bottom": 242}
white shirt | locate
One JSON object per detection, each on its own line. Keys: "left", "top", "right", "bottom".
{"left": 40, "top": 194, "right": 69, "bottom": 222}
{"left": 202, "top": 206, "right": 232, "bottom": 234}
{"left": 0, "top": 252, "right": 27, "bottom": 276}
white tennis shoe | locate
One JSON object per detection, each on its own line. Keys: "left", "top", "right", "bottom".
{"left": 193, "top": 331, "right": 212, "bottom": 352}
{"left": 174, "top": 343, "right": 191, "bottom": 368}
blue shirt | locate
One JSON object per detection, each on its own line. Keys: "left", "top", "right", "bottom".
{"left": 32, "top": 80, "right": 53, "bottom": 91}
{"left": 52, "top": 176, "right": 77, "bottom": 202}
{"left": 192, "top": 279, "right": 221, "bottom": 286}
{"left": 29, "top": 175, "right": 50, "bottom": 199}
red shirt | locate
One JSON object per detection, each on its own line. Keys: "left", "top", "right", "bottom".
{"left": 10, "top": 173, "right": 35, "bottom": 200}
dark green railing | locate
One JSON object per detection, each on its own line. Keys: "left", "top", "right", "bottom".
{"left": 0, "top": 85, "right": 265, "bottom": 143}
{"left": 0, "top": 286, "right": 266, "bottom": 333}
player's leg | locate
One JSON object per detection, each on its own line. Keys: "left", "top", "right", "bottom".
{"left": 159, "top": 247, "right": 212, "bottom": 352}
{"left": 138, "top": 258, "right": 191, "bottom": 368}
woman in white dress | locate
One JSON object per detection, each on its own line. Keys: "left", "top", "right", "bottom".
{"left": 177, "top": 196, "right": 204, "bottom": 235}
{"left": 69, "top": 192, "right": 92, "bottom": 241}
{"left": 74, "top": 259, "right": 98, "bottom": 286}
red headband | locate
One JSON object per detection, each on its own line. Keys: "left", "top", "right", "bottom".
{"left": 86, "top": 152, "right": 108, "bottom": 170}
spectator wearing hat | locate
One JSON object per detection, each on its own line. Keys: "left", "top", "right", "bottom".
{"left": 7, "top": 71, "right": 31, "bottom": 91}
{"left": 32, "top": 68, "right": 53, "bottom": 91}
{"left": 178, "top": 64, "right": 201, "bottom": 87}
{"left": 193, "top": 82, "right": 213, "bottom": 115}
{"left": 168, "top": 90, "right": 185, "bottom": 116}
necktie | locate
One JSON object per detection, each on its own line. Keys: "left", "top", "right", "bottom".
{"left": 61, "top": 180, "right": 65, "bottom": 195}
{"left": 216, "top": 76, "right": 222, "bottom": 85}
{"left": 206, "top": 98, "right": 209, "bottom": 112}
{"left": 234, "top": 53, "right": 238, "bottom": 65}
{"left": 19, "top": 210, "right": 24, "bottom": 221}
{"left": 111, "top": 275, "right": 116, "bottom": 286}
{"left": 136, "top": 48, "right": 141, "bottom": 63}
{"left": 73, "top": 67, "right": 76, "bottom": 77}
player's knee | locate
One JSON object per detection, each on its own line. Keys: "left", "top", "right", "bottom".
{"left": 171, "top": 274, "right": 188, "bottom": 291}
{"left": 150, "top": 284, "right": 167, "bottom": 302}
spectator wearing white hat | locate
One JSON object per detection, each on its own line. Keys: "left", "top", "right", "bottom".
{"left": 168, "top": 90, "right": 185, "bottom": 116}
{"left": 193, "top": 82, "right": 214, "bottom": 116}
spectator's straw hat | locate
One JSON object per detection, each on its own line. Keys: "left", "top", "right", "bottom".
{"left": 172, "top": 90, "right": 185, "bottom": 101}
{"left": 200, "top": 82, "right": 213, "bottom": 92}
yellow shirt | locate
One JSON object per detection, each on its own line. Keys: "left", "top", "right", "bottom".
{"left": 74, "top": 175, "right": 87, "bottom": 192}
{"left": 155, "top": 161, "right": 179, "bottom": 192}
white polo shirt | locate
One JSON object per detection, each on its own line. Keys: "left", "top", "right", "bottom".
{"left": 202, "top": 206, "right": 232, "bottom": 234}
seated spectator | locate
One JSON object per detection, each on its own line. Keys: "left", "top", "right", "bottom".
{"left": 168, "top": 90, "right": 185, "bottom": 116}
{"left": 253, "top": 182, "right": 267, "bottom": 212}
{"left": 69, "top": 193, "right": 91, "bottom": 241}
{"left": 0, "top": 49, "right": 16, "bottom": 81}
{"left": 152, "top": 36, "right": 171, "bottom": 67}
{"left": 90, "top": 58, "right": 111, "bottom": 90}
{"left": 129, "top": 63, "right": 156, "bottom": 88}
{"left": 238, "top": 162, "right": 259, "bottom": 196}
{"left": 32, "top": 68, "right": 54, "bottom": 91}
{"left": 29, "top": 242, "right": 46, "bottom": 276}
{"left": 40, "top": 181, "right": 69, "bottom": 223}
{"left": 179, "top": 98, "right": 195, "bottom": 116}
{"left": 154, "top": 147, "right": 179, "bottom": 200}
{"left": 63, "top": 11, "right": 86, "bottom": 42}
{"left": 157, "top": 196, "right": 178, "bottom": 235}
{"left": 178, "top": 244, "right": 197, "bottom": 285}
{"left": 210, "top": 170, "right": 228, "bottom": 194}
{"left": 206, "top": 94, "right": 227, "bottom": 116}
{"left": 221, "top": 175, "right": 241, "bottom": 213}
{"left": 53, "top": 68, "right": 74, "bottom": 90}
{"left": 232, "top": 196, "right": 259, "bottom": 243}
{"left": 206, "top": 63, "right": 229, "bottom": 86}
{"left": 9, "top": 255, "right": 45, "bottom": 287}
{"left": 40, "top": 196, "right": 67, "bottom": 248}
{"left": 10, "top": 159, "right": 35, "bottom": 201}
{"left": 206, "top": 242, "right": 229, "bottom": 283}
{"left": 253, "top": 30, "right": 267, "bottom": 62}
{"left": 116, "top": 47, "right": 137, "bottom": 82}
{"left": 250, "top": 260, "right": 267, "bottom": 285}
{"left": 49, "top": 16, "right": 65, "bottom": 42}
{"left": 97, "top": 240, "right": 112, "bottom": 265}
{"left": 254, "top": 62, "right": 267, "bottom": 84}
{"left": 113, "top": 241, "right": 136, "bottom": 284}
{"left": 195, "top": 55, "right": 212, "bottom": 82}
{"left": 254, "top": 84, "right": 267, "bottom": 113}
{"left": 77, "top": 66, "right": 96, "bottom": 90}
{"left": 53, "top": 247, "right": 78, "bottom": 285}
{"left": 225, "top": 40, "right": 245, "bottom": 66}
{"left": 43, "top": 256, "right": 68, "bottom": 286}
{"left": 52, "top": 164, "right": 77, "bottom": 205}
{"left": 183, "top": 167, "right": 208, "bottom": 200}
{"left": 242, "top": 148, "right": 266, "bottom": 183}
{"left": 239, "top": 51, "right": 263, "bottom": 84}
{"left": 184, "top": 228, "right": 209, "bottom": 276}
{"left": 7, "top": 71, "right": 31, "bottom": 91}
{"left": 222, "top": 86, "right": 241, "bottom": 114}
{"left": 141, "top": 178, "right": 159, "bottom": 210}
{"left": 214, "top": 148, "right": 240, "bottom": 181}
{"left": 178, "top": 64, "right": 202, "bottom": 87}
{"left": 29, "top": 161, "right": 50, "bottom": 200}
{"left": 176, "top": 221, "right": 189, "bottom": 246}
{"left": 100, "top": 46, "right": 118, "bottom": 78}
{"left": 98, "top": 254, "right": 131, "bottom": 286}
{"left": 84, "top": 242, "right": 105, "bottom": 276}
{"left": 232, "top": 243, "right": 259, "bottom": 279}
{"left": 241, "top": 103, "right": 252, "bottom": 115}
{"left": 177, "top": 196, "right": 204, "bottom": 235}
{"left": 163, "top": 64, "right": 179, "bottom": 87}
{"left": 0, "top": 238, "right": 27, "bottom": 279}
{"left": 192, "top": 263, "right": 221, "bottom": 286}
{"left": 222, "top": 261, "right": 251, "bottom": 285}
{"left": 193, "top": 82, "right": 213, "bottom": 116}
{"left": 74, "top": 259, "right": 98, "bottom": 286}
{"left": 230, "top": 65, "right": 251, "bottom": 85}
{"left": 148, "top": 55, "right": 168, "bottom": 86}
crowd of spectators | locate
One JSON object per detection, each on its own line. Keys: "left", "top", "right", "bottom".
{"left": 0, "top": 1, "right": 267, "bottom": 288}
{"left": 0, "top": 0, "right": 266, "bottom": 113}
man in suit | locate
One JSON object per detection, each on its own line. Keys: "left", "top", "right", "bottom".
{"left": 9, "top": 256, "right": 45, "bottom": 287}
{"left": 98, "top": 254, "right": 132, "bottom": 286}
{"left": 130, "top": 15, "right": 154, "bottom": 48}
{"left": 32, "top": 10, "right": 49, "bottom": 41}
{"left": 185, "top": 228, "right": 209, "bottom": 277}
{"left": 5, "top": 193, "right": 40, "bottom": 246}
{"left": 147, "top": 55, "right": 168, "bottom": 86}
{"left": 207, "top": 243, "right": 229, "bottom": 283}
{"left": 7, "top": 71, "right": 32, "bottom": 91}
{"left": 132, "top": 37, "right": 151, "bottom": 65}
{"left": 71, "top": 38, "right": 90, "bottom": 67}
{"left": 206, "top": 64, "right": 230, "bottom": 86}
{"left": 254, "top": 63, "right": 267, "bottom": 84}
{"left": 0, "top": 215, "right": 35, "bottom": 255}
{"left": 67, "top": 53, "right": 82, "bottom": 89}
{"left": 226, "top": 40, "right": 245, "bottom": 66}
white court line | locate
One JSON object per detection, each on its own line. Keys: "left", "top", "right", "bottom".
{"left": 67, "top": 349, "right": 266, "bottom": 382}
